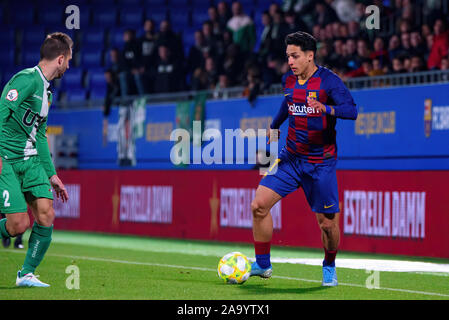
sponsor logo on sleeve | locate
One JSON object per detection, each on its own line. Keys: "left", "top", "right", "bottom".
{"left": 6, "top": 89, "right": 18, "bottom": 101}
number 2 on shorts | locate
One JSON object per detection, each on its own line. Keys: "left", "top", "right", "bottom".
{"left": 3, "top": 190, "right": 10, "bottom": 207}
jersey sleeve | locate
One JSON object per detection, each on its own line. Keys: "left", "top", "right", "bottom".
{"left": 325, "top": 73, "right": 358, "bottom": 120}
{"left": 0, "top": 73, "right": 37, "bottom": 112}
{"left": 270, "top": 97, "right": 289, "bottom": 129}
{"left": 36, "top": 118, "right": 57, "bottom": 178}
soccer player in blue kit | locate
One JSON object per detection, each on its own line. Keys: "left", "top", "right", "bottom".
{"left": 250, "top": 31, "right": 358, "bottom": 286}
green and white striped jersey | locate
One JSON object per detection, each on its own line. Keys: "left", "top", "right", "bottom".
{"left": 0, "top": 65, "right": 56, "bottom": 178}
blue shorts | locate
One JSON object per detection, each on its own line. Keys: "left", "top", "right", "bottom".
{"left": 260, "top": 148, "right": 340, "bottom": 214}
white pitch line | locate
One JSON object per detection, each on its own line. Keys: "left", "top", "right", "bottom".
{"left": 4, "top": 250, "right": 449, "bottom": 298}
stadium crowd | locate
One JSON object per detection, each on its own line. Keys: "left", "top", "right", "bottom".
{"left": 105, "top": 0, "right": 449, "bottom": 107}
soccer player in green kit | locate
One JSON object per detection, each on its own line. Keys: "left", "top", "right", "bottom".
{"left": 0, "top": 32, "right": 71, "bottom": 287}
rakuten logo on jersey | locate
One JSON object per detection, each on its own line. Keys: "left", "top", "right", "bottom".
{"left": 288, "top": 103, "right": 319, "bottom": 116}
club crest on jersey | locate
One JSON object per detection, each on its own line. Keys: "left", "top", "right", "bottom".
{"left": 288, "top": 103, "right": 319, "bottom": 116}
{"left": 308, "top": 91, "right": 318, "bottom": 100}
{"left": 6, "top": 89, "right": 18, "bottom": 101}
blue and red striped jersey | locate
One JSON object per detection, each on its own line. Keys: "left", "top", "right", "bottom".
{"left": 271, "top": 65, "right": 357, "bottom": 163}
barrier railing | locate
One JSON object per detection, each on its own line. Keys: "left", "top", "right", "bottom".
{"left": 59, "top": 69, "right": 449, "bottom": 109}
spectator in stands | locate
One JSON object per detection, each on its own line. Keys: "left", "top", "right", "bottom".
{"left": 242, "top": 64, "right": 262, "bottom": 106}
{"left": 345, "top": 58, "right": 372, "bottom": 78}
{"left": 370, "top": 37, "right": 389, "bottom": 68}
{"left": 316, "top": 42, "right": 333, "bottom": 68}
{"left": 330, "top": 0, "right": 359, "bottom": 23}
{"left": 391, "top": 56, "right": 406, "bottom": 74}
{"left": 369, "top": 57, "right": 387, "bottom": 76}
{"left": 409, "top": 30, "right": 428, "bottom": 58}
{"left": 269, "top": 9, "right": 289, "bottom": 60}
{"left": 217, "top": 1, "right": 232, "bottom": 32}
{"left": 202, "top": 21, "right": 219, "bottom": 59}
{"left": 156, "top": 20, "right": 184, "bottom": 62}
{"left": 258, "top": 11, "right": 273, "bottom": 63}
{"left": 410, "top": 55, "right": 426, "bottom": 72}
{"left": 388, "top": 34, "right": 402, "bottom": 60}
{"left": 339, "top": 22, "right": 350, "bottom": 39}
{"left": 208, "top": 6, "right": 223, "bottom": 36}
{"left": 227, "top": 1, "right": 256, "bottom": 57}
{"left": 121, "top": 29, "right": 144, "bottom": 96}
{"left": 400, "top": 32, "right": 412, "bottom": 55}
{"left": 140, "top": 19, "right": 158, "bottom": 94}
{"left": 213, "top": 73, "right": 231, "bottom": 99}
{"left": 103, "top": 69, "right": 120, "bottom": 118}
{"left": 102, "top": 68, "right": 120, "bottom": 146}
{"left": 329, "top": 38, "right": 345, "bottom": 69}
{"left": 191, "top": 67, "right": 209, "bottom": 91}
{"left": 403, "top": 55, "right": 411, "bottom": 72}
{"left": 347, "top": 20, "right": 360, "bottom": 39}
{"left": 284, "top": 10, "right": 309, "bottom": 35}
{"left": 153, "top": 45, "right": 184, "bottom": 93}
{"left": 421, "top": 24, "right": 431, "bottom": 39}
{"left": 187, "top": 30, "right": 206, "bottom": 75}
{"left": 107, "top": 48, "right": 123, "bottom": 79}
{"left": 356, "top": 38, "right": 371, "bottom": 60}
{"left": 427, "top": 18, "right": 449, "bottom": 69}
{"left": 204, "top": 57, "right": 219, "bottom": 89}
{"left": 441, "top": 55, "right": 449, "bottom": 70}
{"left": 261, "top": 55, "right": 283, "bottom": 91}
{"left": 343, "top": 38, "right": 360, "bottom": 72}
{"left": 313, "top": 1, "right": 339, "bottom": 27}
{"left": 222, "top": 43, "right": 243, "bottom": 85}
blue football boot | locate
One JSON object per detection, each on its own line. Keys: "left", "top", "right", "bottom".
{"left": 322, "top": 261, "right": 338, "bottom": 286}
{"left": 250, "top": 261, "right": 272, "bottom": 278}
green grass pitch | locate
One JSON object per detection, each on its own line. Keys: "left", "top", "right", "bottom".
{"left": 0, "top": 231, "right": 448, "bottom": 300}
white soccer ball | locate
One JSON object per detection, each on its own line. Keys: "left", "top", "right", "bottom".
{"left": 217, "top": 252, "right": 251, "bottom": 284}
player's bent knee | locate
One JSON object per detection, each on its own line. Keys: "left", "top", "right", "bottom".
{"left": 319, "top": 220, "right": 336, "bottom": 234}
{"left": 251, "top": 200, "right": 269, "bottom": 219}
{"left": 8, "top": 214, "right": 30, "bottom": 236}
{"left": 35, "top": 204, "right": 55, "bottom": 227}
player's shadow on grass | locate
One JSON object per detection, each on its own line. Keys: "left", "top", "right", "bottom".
{"left": 237, "top": 283, "right": 331, "bottom": 295}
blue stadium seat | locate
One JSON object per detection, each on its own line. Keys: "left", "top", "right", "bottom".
{"left": 0, "top": 28, "right": 15, "bottom": 44}
{"left": 22, "top": 27, "right": 46, "bottom": 47}
{"left": 9, "top": 5, "right": 35, "bottom": 25}
{"left": 117, "top": 0, "right": 142, "bottom": 5}
{"left": 61, "top": 68, "right": 84, "bottom": 90}
{"left": 191, "top": 10, "right": 209, "bottom": 28}
{"left": 108, "top": 27, "right": 128, "bottom": 49}
{"left": 169, "top": 0, "right": 190, "bottom": 5}
{"left": 92, "top": 7, "right": 118, "bottom": 27}
{"left": 37, "top": 5, "right": 64, "bottom": 25}
{"left": 89, "top": 87, "right": 107, "bottom": 101}
{"left": 0, "top": 46, "right": 15, "bottom": 67}
{"left": 81, "top": 50, "right": 104, "bottom": 68}
{"left": 119, "top": 7, "right": 144, "bottom": 28}
{"left": 22, "top": 51, "right": 40, "bottom": 67}
{"left": 170, "top": 11, "right": 190, "bottom": 29}
{"left": 143, "top": 0, "right": 167, "bottom": 6}
{"left": 145, "top": 7, "right": 168, "bottom": 25}
{"left": 80, "top": 28, "right": 105, "bottom": 47}
{"left": 1, "top": 67, "right": 21, "bottom": 86}
{"left": 66, "top": 88, "right": 87, "bottom": 102}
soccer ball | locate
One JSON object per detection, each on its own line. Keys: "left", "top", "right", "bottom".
{"left": 217, "top": 252, "right": 251, "bottom": 284}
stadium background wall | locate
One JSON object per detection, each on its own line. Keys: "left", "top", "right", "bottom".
{"left": 48, "top": 83, "right": 449, "bottom": 170}
{"left": 47, "top": 83, "right": 449, "bottom": 258}
{"left": 52, "top": 169, "right": 449, "bottom": 258}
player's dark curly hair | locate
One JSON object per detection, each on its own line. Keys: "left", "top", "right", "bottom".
{"left": 285, "top": 31, "right": 317, "bottom": 54}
